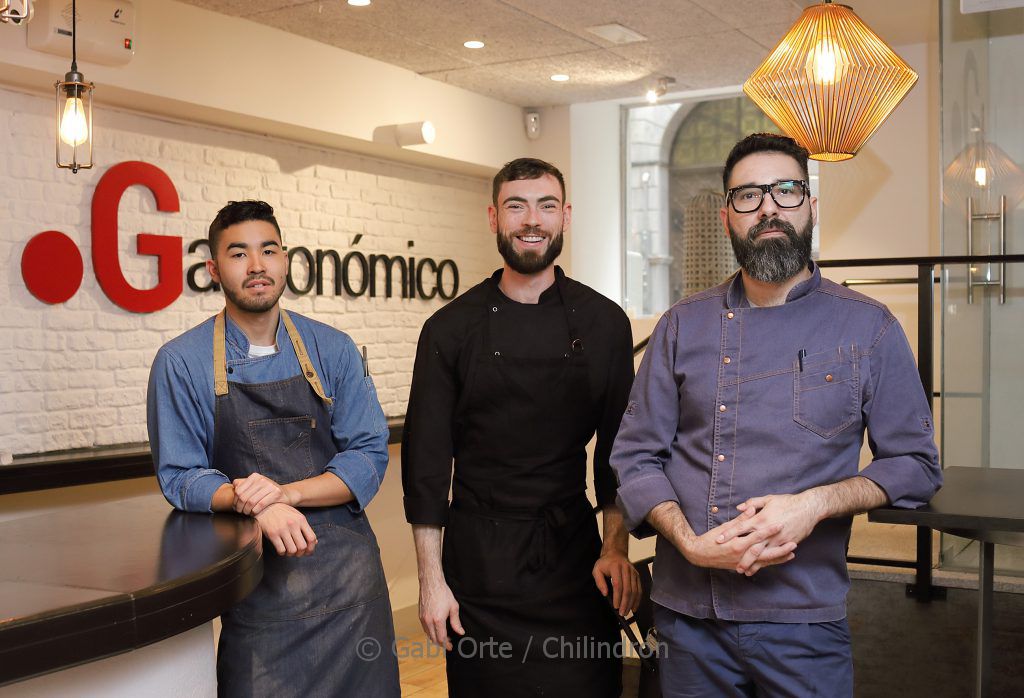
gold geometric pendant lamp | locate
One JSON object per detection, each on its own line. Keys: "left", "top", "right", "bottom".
{"left": 743, "top": 0, "right": 918, "bottom": 161}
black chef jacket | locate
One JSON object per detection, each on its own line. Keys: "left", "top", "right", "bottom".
{"left": 402, "top": 266, "right": 634, "bottom": 525}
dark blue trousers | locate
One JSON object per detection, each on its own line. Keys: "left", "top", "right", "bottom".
{"left": 654, "top": 603, "right": 853, "bottom": 698}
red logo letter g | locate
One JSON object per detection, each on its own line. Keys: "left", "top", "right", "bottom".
{"left": 92, "top": 161, "right": 182, "bottom": 313}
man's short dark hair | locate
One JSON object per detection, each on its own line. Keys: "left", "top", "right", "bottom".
{"left": 722, "top": 133, "right": 810, "bottom": 192}
{"left": 208, "top": 200, "right": 282, "bottom": 255}
{"left": 492, "top": 158, "right": 566, "bottom": 206}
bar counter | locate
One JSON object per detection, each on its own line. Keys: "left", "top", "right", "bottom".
{"left": 0, "top": 495, "right": 262, "bottom": 691}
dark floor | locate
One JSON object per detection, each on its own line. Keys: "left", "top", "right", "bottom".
{"left": 622, "top": 577, "right": 1024, "bottom": 698}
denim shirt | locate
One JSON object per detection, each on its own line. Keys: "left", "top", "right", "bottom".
{"left": 611, "top": 264, "right": 941, "bottom": 622}
{"left": 147, "top": 310, "right": 389, "bottom": 514}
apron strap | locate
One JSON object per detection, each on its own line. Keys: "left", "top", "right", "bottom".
{"left": 213, "top": 310, "right": 229, "bottom": 397}
{"left": 212, "top": 309, "right": 333, "bottom": 406}
{"left": 281, "top": 309, "right": 334, "bottom": 406}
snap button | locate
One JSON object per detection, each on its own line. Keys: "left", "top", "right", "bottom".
{"left": 727, "top": 312, "right": 734, "bottom": 319}
{"left": 494, "top": 351, "right": 501, "bottom": 357}
{"left": 227, "top": 367, "right": 233, "bottom": 374}
{"left": 717, "top": 454, "right": 726, "bottom": 462}
{"left": 825, "top": 374, "right": 834, "bottom": 382}
{"left": 306, "top": 370, "right": 314, "bottom": 377}
{"left": 711, "top": 506, "right": 719, "bottom": 513}
{"left": 719, "top": 405, "right": 727, "bottom": 412}
{"left": 723, "top": 357, "right": 731, "bottom": 364}
{"left": 492, "top": 306, "right": 498, "bottom": 312}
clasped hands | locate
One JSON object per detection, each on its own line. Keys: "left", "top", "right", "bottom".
{"left": 232, "top": 472, "right": 317, "bottom": 558}
{"left": 687, "top": 492, "right": 823, "bottom": 577}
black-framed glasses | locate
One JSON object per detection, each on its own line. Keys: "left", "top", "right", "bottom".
{"left": 727, "top": 180, "right": 808, "bottom": 213}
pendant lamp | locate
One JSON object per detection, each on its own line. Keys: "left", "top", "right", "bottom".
{"left": 743, "top": 0, "right": 917, "bottom": 161}
{"left": 55, "top": 0, "right": 94, "bottom": 173}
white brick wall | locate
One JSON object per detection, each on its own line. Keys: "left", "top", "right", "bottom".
{"left": 0, "top": 86, "right": 499, "bottom": 458}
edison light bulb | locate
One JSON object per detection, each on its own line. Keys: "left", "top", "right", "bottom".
{"left": 975, "top": 165, "right": 988, "bottom": 187}
{"left": 59, "top": 97, "right": 89, "bottom": 146}
{"left": 811, "top": 39, "right": 840, "bottom": 85}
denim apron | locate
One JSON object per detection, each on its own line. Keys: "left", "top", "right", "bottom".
{"left": 211, "top": 310, "right": 399, "bottom": 698}
{"left": 442, "top": 278, "right": 622, "bottom": 698}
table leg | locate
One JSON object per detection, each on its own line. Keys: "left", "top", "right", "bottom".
{"left": 976, "top": 541, "right": 994, "bottom": 698}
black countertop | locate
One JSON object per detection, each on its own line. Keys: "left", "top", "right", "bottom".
{"left": 0, "top": 495, "right": 262, "bottom": 687}
{"left": 870, "top": 466, "right": 1024, "bottom": 540}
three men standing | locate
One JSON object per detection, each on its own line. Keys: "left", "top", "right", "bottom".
{"left": 611, "top": 133, "right": 942, "bottom": 697}
{"left": 148, "top": 200, "right": 400, "bottom": 697}
{"left": 402, "top": 158, "right": 640, "bottom": 697}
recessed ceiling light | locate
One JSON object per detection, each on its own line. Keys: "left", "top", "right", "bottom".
{"left": 348, "top": 0, "right": 371, "bottom": 6}
{"left": 463, "top": 40, "right": 485, "bottom": 49}
{"left": 550, "top": 74, "right": 570, "bottom": 82}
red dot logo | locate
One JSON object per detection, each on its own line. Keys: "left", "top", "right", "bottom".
{"left": 21, "top": 231, "right": 85, "bottom": 304}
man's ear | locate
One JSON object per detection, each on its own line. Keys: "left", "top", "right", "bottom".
{"left": 562, "top": 203, "right": 572, "bottom": 231}
{"left": 488, "top": 205, "right": 499, "bottom": 234}
{"left": 206, "top": 258, "right": 221, "bottom": 284}
{"left": 719, "top": 207, "right": 732, "bottom": 239}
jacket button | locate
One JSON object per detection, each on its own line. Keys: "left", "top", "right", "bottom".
{"left": 492, "top": 306, "right": 498, "bottom": 312}
{"left": 723, "top": 357, "right": 731, "bottom": 364}
{"left": 825, "top": 374, "right": 834, "bottom": 382}
{"left": 717, "top": 454, "right": 726, "bottom": 462}
{"left": 719, "top": 405, "right": 727, "bottom": 412}
{"left": 727, "top": 312, "right": 734, "bottom": 319}
{"left": 227, "top": 367, "right": 233, "bottom": 374}
{"left": 711, "top": 506, "right": 719, "bottom": 513}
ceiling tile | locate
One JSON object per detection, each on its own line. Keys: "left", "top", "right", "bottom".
{"left": 250, "top": 3, "right": 474, "bottom": 73}
{"left": 502, "top": 0, "right": 730, "bottom": 43}
{"left": 688, "top": 0, "right": 802, "bottom": 29}
{"left": 425, "top": 49, "right": 653, "bottom": 106}
{"left": 176, "top": 0, "right": 308, "bottom": 18}
{"left": 609, "top": 30, "right": 769, "bottom": 89}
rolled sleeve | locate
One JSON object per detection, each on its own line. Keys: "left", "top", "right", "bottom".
{"left": 148, "top": 348, "right": 229, "bottom": 513}
{"left": 858, "top": 319, "right": 942, "bottom": 508}
{"left": 326, "top": 340, "right": 389, "bottom": 512}
{"left": 611, "top": 312, "right": 683, "bottom": 535}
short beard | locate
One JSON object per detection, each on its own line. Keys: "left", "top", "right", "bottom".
{"left": 729, "top": 217, "right": 813, "bottom": 283}
{"left": 496, "top": 225, "right": 563, "bottom": 274}
{"left": 223, "top": 275, "right": 284, "bottom": 314}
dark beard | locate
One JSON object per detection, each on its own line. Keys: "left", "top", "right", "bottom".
{"left": 729, "top": 217, "right": 813, "bottom": 283}
{"left": 222, "top": 275, "right": 284, "bottom": 313}
{"left": 496, "top": 225, "right": 564, "bottom": 274}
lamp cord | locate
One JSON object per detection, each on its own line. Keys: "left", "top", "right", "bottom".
{"left": 71, "top": 0, "right": 77, "bottom": 72}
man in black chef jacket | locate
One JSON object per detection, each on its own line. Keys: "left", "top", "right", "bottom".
{"left": 402, "top": 158, "right": 640, "bottom": 697}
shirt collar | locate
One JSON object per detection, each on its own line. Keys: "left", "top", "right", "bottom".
{"left": 489, "top": 265, "right": 565, "bottom": 305}
{"left": 223, "top": 310, "right": 285, "bottom": 356}
{"left": 726, "top": 260, "right": 821, "bottom": 309}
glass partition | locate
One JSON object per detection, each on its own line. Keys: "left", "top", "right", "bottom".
{"left": 940, "top": 1, "right": 1024, "bottom": 575}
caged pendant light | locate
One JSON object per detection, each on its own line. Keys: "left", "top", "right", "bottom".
{"left": 55, "top": 0, "right": 94, "bottom": 173}
{"left": 743, "top": 0, "right": 917, "bottom": 161}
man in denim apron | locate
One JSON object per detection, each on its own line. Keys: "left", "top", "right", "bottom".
{"left": 403, "top": 158, "right": 641, "bottom": 697}
{"left": 611, "top": 133, "right": 942, "bottom": 697}
{"left": 148, "top": 200, "right": 400, "bottom": 697}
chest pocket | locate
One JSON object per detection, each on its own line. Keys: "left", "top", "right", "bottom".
{"left": 248, "top": 415, "right": 316, "bottom": 483}
{"left": 793, "top": 347, "right": 860, "bottom": 438}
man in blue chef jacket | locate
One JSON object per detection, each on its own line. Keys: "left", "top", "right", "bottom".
{"left": 611, "top": 133, "right": 942, "bottom": 698}
{"left": 147, "top": 200, "right": 400, "bottom": 697}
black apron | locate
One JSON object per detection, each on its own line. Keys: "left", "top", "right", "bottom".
{"left": 442, "top": 278, "right": 622, "bottom": 697}
{"left": 211, "top": 310, "right": 399, "bottom": 698}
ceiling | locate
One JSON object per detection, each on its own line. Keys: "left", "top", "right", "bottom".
{"left": 180, "top": 0, "right": 937, "bottom": 107}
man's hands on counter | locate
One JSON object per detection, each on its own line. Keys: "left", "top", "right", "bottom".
{"left": 228, "top": 473, "right": 316, "bottom": 558}
{"left": 254, "top": 503, "right": 317, "bottom": 557}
